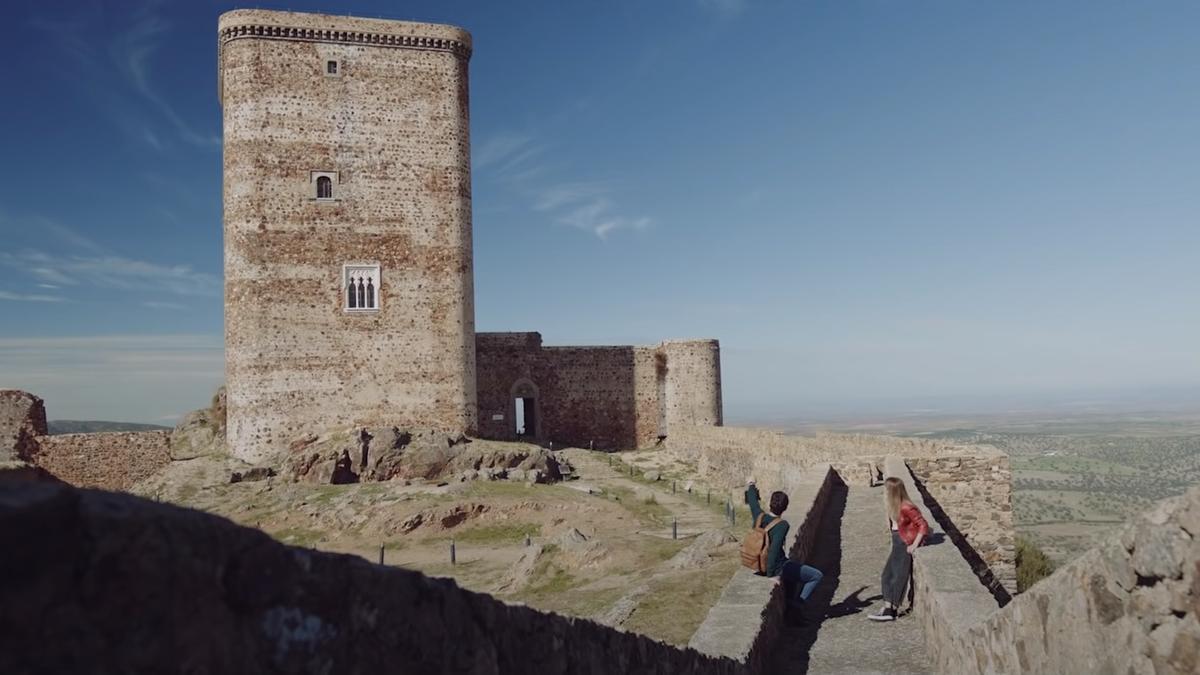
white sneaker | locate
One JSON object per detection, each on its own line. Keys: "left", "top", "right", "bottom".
{"left": 867, "top": 606, "right": 897, "bottom": 621}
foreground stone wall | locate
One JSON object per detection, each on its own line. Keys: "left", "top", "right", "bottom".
{"left": 0, "top": 481, "right": 745, "bottom": 675}
{"left": 666, "top": 425, "right": 1017, "bottom": 593}
{"left": 32, "top": 432, "right": 171, "bottom": 491}
{"left": 475, "top": 333, "right": 720, "bottom": 450}
{"left": 902, "top": 456, "right": 1200, "bottom": 675}
{"left": 219, "top": 9, "right": 477, "bottom": 464}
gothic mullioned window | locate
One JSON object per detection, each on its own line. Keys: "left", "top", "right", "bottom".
{"left": 344, "top": 264, "right": 380, "bottom": 313}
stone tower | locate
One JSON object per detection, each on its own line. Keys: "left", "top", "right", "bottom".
{"left": 660, "top": 340, "right": 723, "bottom": 433}
{"left": 218, "top": 10, "right": 476, "bottom": 462}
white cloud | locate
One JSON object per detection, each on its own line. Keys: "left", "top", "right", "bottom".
{"left": 0, "top": 290, "right": 65, "bottom": 302}
{"left": 474, "top": 133, "right": 538, "bottom": 170}
{"left": 0, "top": 218, "right": 219, "bottom": 300}
{"left": 1, "top": 251, "right": 219, "bottom": 298}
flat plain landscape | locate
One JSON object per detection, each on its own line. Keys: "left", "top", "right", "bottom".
{"left": 773, "top": 407, "right": 1200, "bottom": 564}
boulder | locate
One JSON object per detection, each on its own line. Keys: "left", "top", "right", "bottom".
{"left": 643, "top": 470, "right": 661, "bottom": 482}
{"left": 0, "top": 390, "right": 47, "bottom": 463}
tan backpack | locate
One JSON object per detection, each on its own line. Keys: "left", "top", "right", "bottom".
{"left": 740, "top": 513, "right": 784, "bottom": 573}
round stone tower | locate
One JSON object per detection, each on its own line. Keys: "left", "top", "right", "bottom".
{"left": 218, "top": 10, "right": 476, "bottom": 462}
{"left": 661, "top": 339, "right": 723, "bottom": 432}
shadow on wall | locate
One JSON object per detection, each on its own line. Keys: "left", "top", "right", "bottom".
{"left": 910, "top": 473, "right": 1012, "bottom": 607}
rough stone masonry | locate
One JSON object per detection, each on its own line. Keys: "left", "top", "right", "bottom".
{"left": 217, "top": 10, "right": 722, "bottom": 463}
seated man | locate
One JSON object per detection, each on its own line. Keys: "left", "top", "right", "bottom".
{"left": 746, "top": 478, "right": 824, "bottom": 625}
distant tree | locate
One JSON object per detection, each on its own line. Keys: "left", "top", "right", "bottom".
{"left": 1016, "top": 537, "right": 1056, "bottom": 592}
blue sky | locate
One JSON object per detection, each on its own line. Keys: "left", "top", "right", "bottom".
{"left": 2, "top": 0, "right": 1198, "bottom": 424}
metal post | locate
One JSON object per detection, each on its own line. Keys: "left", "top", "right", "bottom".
{"left": 706, "top": 489, "right": 711, "bottom": 504}
{"left": 525, "top": 533, "right": 531, "bottom": 547}
{"left": 379, "top": 545, "right": 384, "bottom": 565}
{"left": 450, "top": 539, "right": 456, "bottom": 565}
{"left": 672, "top": 480, "right": 676, "bottom": 494}
{"left": 672, "top": 517, "right": 678, "bottom": 540}
{"left": 589, "top": 440, "right": 594, "bottom": 451}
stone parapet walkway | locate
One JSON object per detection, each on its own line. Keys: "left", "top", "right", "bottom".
{"left": 769, "top": 484, "right": 932, "bottom": 674}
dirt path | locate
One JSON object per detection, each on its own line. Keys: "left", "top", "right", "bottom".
{"left": 769, "top": 484, "right": 932, "bottom": 674}
{"left": 563, "top": 449, "right": 730, "bottom": 535}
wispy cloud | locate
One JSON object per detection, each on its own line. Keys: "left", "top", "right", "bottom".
{"left": 0, "top": 290, "right": 65, "bottom": 303}
{"left": 0, "top": 216, "right": 219, "bottom": 300}
{"left": 477, "top": 131, "right": 654, "bottom": 240}
{"left": 474, "top": 133, "right": 540, "bottom": 171}
{"left": 29, "top": 3, "right": 219, "bottom": 150}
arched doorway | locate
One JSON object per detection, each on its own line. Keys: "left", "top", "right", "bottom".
{"left": 510, "top": 378, "right": 541, "bottom": 441}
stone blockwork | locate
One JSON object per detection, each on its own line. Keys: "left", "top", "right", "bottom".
{"left": 689, "top": 465, "right": 836, "bottom": 671}
{"left": 219, "top": 10, "right": 477, "bottom": 463}
{"left": 903, "top": 458, "right": 1200, "bottom": 675}
{"left": 907, "top": 454, "right": 1016, "bottom": 596}
{"left": 475, "top": 333, "right": 722, "bottom": 450}
{"left": 32, "top": 432, "right": 171, "bottom": 492}
{"left": 0, "top": 390, "right": 47, "bottom": 464}
{"left": 0, "top": 481, "right": 745, "bottom": 675}
{"left": 666, "top": 425, "right": 1017, "bottom": 594}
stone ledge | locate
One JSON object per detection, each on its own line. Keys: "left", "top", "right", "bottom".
{"left": 688, "top": 464, "right": 836, "bottom": 671}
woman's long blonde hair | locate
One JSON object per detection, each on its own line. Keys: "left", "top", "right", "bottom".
{"left": 884, "top": 477, "right": 912, "bottom": 522}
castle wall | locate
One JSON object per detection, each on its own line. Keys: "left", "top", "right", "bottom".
{"left": 31, "top": 432, "right": 171, "bottom": 491}
{"left": 219, "top": 10, "right": 476, "bottom": 463}
{"left": 475, "top": 333, "right": 721, "bottom": 450}
{"left": 665, "top": 425, "right": 1017, "bottom": 593}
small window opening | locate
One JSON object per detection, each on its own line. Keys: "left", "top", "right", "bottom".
{"left": 316, "top": 175, "right": 333, "bottom": 200}
{"left": 356, "top": 278, "right": 366, "bottom": 308}
{"left": 366, "top": 278, "right": 375, "bottom": 309}
{"left": 347, "top": 276, "right": 358, "bottom": 309}
{"left": 327, "top": 60, "right": 338, "bottom": 75}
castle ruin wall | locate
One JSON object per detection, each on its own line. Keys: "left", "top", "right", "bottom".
{"left": 31, "top": 432, "right": 171, "bottom": 492}
{"left": 475, "top": 333, "right": 720, "bottom": 450}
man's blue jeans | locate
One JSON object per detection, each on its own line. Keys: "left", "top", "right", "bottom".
{"left": 781, "top": 560, "right": 823, "bottom": 606}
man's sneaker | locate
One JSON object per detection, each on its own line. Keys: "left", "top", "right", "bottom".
{"left": 867, "top": 606, "right": 897, "bottom": 622}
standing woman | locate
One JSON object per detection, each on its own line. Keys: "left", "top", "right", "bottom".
{"left": 868, "top": 476, "right": 929, "bottom": 622}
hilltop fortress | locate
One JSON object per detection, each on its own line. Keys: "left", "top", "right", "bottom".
{"left": 217, "top": 9, "right": 721, "bottom": 463}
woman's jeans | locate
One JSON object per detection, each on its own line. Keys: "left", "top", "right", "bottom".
{"left": 881, "top": 531, "right": 913, "bottom": 606}
{"left": 781, "top": 560, "right": 823, "bottom": 606}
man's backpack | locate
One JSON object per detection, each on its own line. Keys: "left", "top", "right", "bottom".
{"left": 740, "top": 513, "right": 784, "bottom": 573}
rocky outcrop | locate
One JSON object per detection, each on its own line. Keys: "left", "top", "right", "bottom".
{"left": 0, "top": 481, "right": 741, "bottom": 675}
{"left": 169, "top": 409, "right": 222, "bottom": 461}
{"left": 0, "top": 390, "right": 47, "bottom": 464}
{"left": 281, "top": 427, "right": 571, "bottom": 486}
